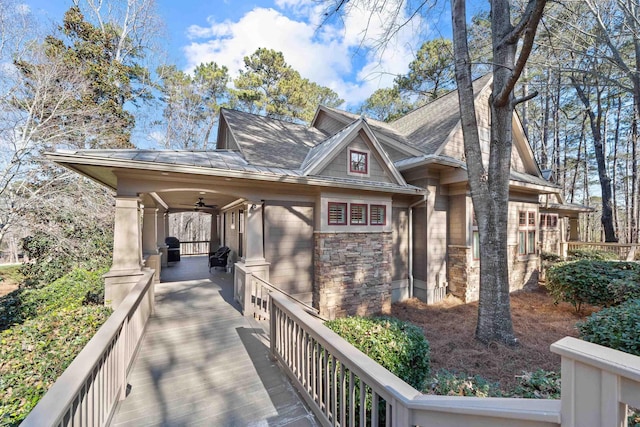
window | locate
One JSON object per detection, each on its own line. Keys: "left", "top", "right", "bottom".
{"left": 540, "top": 213, "right": 558, "bottom": 229}
{"left": 350, "top": 204, "right": 367, "bottom": 225}
{"left": 349, "top": 150, "right": 368, "bottom": 174}
{"left": 518, "top": 210, "right": 536, "bottom": 255}
{"left": 370, "top": 205, "right": 386, "bottom": 225}
{"left": 231, "top": 211, "right": 235, "bottom": 229}
{"left": 328, "top": 202, "right": 347, "bottom": 225}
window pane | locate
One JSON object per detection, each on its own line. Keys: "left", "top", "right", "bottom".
{"left": 519, "top": 231, "right": 526, "bottom": 254}
{"left": 528, "top": 230, "right": 536, "bottom": 253}
{"left": 519, "top": 211, "right": 526, "bottom": 226}
{"left": 350, "top": 150, "right": 367, "bottom": 173}
{"left": 528, "top": 211, "right": 536, "bottom": 226}
{"left": 328, "top": 203, "right": 346, "bottom": 225}
{"left": 370, "top": 205, "right": 386, "bottom": 225}
{"left": 350, "top": 204, "right": 367, "bottom": 225}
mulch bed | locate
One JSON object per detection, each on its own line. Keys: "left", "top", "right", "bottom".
{"left": 390, "top": 285, "right": 598, "bottom": 390}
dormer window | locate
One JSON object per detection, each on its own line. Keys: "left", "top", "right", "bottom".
{"left": 349, "top": 150, "right": 368, "bottom": 174}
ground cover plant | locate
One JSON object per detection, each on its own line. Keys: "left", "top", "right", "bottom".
{"left": 0, "top": 268, "right": 112, "bottom": 426}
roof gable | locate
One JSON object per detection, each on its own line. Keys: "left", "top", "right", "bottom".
{"left": 312, "top": 106, "right": 423, "bottom": 159}
{"left": 301, "top": 118, "right": 407, "bottom": 186}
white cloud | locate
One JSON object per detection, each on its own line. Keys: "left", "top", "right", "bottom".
{"left": 182, "top": 1, "right": 424, "bottom": 108}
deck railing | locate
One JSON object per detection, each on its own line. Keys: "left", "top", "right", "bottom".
{"left": 21, "top": 269, "right": 155, "bottom": 427}
{"left": 179, "top": 240, "right": 210, "bottom": 256}
{"left": 242, "top": 271, "right": 320, "bottom": 321}
{"left": 270, "top": 293, "right": 640, "bottom": 427}
{"left": 567, "top": 242, "right": 637, "bottom": 260}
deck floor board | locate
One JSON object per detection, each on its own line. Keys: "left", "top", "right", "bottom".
{"left": 112, "top": 257, "right": 317, "bottom": 427}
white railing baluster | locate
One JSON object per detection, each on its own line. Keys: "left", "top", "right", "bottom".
{"left": 21, "top": 270, "right": 155, "bottom": 426}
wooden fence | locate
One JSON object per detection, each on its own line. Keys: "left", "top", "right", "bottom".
{"left": 21, "top": 269, "right": 155, "bottom": 427}
{"left": 567, "top": 242, "right": 637, "bottom": 260}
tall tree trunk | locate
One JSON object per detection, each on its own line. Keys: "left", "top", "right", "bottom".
{"left": 451, "top": 0, "right": 546, "bottom": 346}
{"left": 612, "top": 95, "right": 621, "bottom": 240}
{"left": 571, "top": 78, "right": 617, "bottom": 242}
{"left": 553, "top": 72, "right": 561, "bottom": 184}
{"left": 452, "top": 0, "right": 515, "bottom": 346}
{"left": 541, "top": 70, "right": 551, "bottom": 169}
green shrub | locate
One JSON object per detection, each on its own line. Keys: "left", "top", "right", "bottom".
{"left": 0, "top": 306, "right": 112, "bottom": 426}
{"left": 325, "top": 316, "right": 430, "bottom": 390}
{"left": 540, "top": 251, "right": 562, "bottom": 263}
{"left": 607, "top": 278, "right": 640, "bottom": 305}
{"left": 0, "top": 268, "right": 107, "bottom": 331}
{"left": 546, "top": 260, "right": 640, "bottom": 312}
{"left": 427, "top": 369, "right": 500, "bottom": 397}
{"left": 577, "top": 299, "right": 640, "bottom": 357}
{"left": 568, "top": 248, "right": 619, "bottom": 261}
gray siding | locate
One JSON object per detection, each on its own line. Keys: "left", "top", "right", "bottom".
{"left": 412, "top": 205, "right": 428, "bottom": 281}
{"left": 448, "top": 195, "right": 467, "bottom": 245}
{"left": 264, "top": 202, "right": 314, "bottom": 302}
{"left": 427, "top": 186, "right": 448, "bottom": 289}
{"left": 314, "top": 113, "right": 346, "bottom": 135}
{"left": 319, "top": 135, "right": 392, "bottom": 183}
{"left": 392, "top": 207, "right": 409, "bottom": 281}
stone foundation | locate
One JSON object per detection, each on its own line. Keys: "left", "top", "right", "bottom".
{"left": 447, "top": 246, "right": 479, "bottom": 302}
{"left": 314, "top": 232, "right": 392, "bottom": 319}
{"left": 447, "top": 244, "right": 538, "bottom": 303}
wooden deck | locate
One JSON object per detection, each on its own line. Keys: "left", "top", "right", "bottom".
{"left": 112, "top": 256, "right": 317, "bottom": 426}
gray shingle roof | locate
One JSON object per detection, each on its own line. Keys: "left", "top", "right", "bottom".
{"left": 221, "top": 108, "right": 328, "bottom": 169}
{"left": 389, "top": 74, "right": 493, "bottom": 154}
{"left": 53, "top": 149, "right": 424, "bottom": 193}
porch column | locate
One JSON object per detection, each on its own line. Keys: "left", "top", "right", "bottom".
{"left": 234, "top": 202, "right": 269, "bottom": 311}
{"left": 569, "top": 217, "right": 579, "bottom": 241}
{"left": 142, "top": 207, "right": 159, "bottom": 255}
{"left": 104, "top": 196, "right": 144, "bottom": 308}
{"left": 210, "top": 211, "right": 220, "bottom": 252}
{"left": 157, "top": 210, "right": 168, "bottom": 267}
{"left": 245, "top": 202, "right": 265, "bottom": 263}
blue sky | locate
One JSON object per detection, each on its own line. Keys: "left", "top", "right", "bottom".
{"left": 25, "top": 0, "right": 457, "bottom": 108}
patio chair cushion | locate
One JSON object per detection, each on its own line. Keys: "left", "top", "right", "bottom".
{"left": 209, "top": 246, "right": 230, "bottom": 271}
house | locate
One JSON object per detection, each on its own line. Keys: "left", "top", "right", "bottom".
{"left": 46, "top": 74, "right": 588, "bottom": 318}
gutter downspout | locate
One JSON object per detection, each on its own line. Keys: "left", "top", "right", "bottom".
{"left": 408, "top": 192, "right": 428, "bottom": 299}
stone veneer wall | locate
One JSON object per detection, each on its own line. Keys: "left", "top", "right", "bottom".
{"left": 447, "top": 246, "right": 479, "bottom": 302}
{"left": 447, "top": 245, "right": 538, "bottom": 303}
{"left": 314, "top": 232, "right": 392, "bottom": 319}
